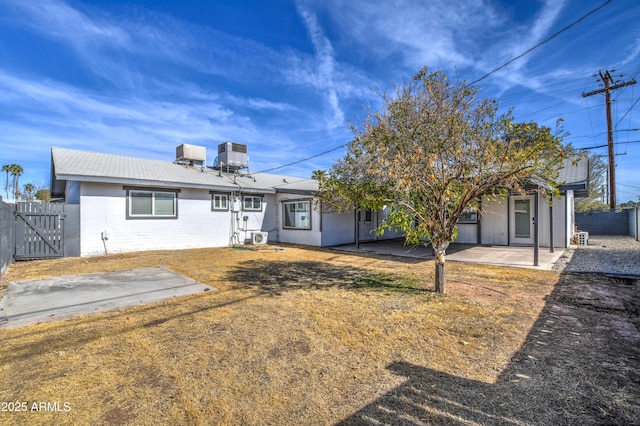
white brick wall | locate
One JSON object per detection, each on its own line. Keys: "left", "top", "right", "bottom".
{"left": 80, "top": 183, "right": 232, "bottom": 256}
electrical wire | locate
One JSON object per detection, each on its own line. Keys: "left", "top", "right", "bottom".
{"left": 248, "top": 1, "right": 622, "bottom": 177}
{"left": 619, "top": 183, "right": 640, "bottom": 190}
{"left": 252, "top": 144, "right": 347, "bottom": 174}
{"left": 580, "top": 140, "right": 640, "bottom": 150}
{"left": 615, "top": 95, "right": 640, "bottom": 128}
{"left": 469, "top": 0, "right": 613, "bottom": 86}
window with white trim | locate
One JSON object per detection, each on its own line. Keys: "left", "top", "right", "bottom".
{"left": 283, "top": 200, "right": 311, "bottom": 230}
{"left": 212, "top": 194, "right": 229, "bottom": 211}
{"left": 128, "top": 190, "right": 177, "bottom": 218}
{"left": 243, "top": 196, "right": 262, "bottom": 211}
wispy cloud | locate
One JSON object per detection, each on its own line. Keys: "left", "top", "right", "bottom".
{"left": 0, "top": 0, "right": 131, "bottom": 48}
{"left": 318, "top": 0, "right": 504, "bottom": 74}
{"left": 293, "top": 1, "right": 345, "bottom": 129}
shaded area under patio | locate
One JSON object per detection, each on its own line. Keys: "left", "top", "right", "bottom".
{"left": 331, "top": 239, "right": 565, "bottom": 270}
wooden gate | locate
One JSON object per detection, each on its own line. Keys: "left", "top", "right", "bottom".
{"left": 15, "top": 202, "right": 65, "bottom": 260}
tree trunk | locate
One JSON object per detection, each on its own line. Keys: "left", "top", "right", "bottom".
{"left": 433, "top": 242, "right": 449, "bottom": 293}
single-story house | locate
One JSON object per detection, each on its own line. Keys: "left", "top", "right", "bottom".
{"left": 50, "top": 145, "right": 587, "bottom": 257}
{"left": 50, "top": 144, "right": 404, "bottom": 256}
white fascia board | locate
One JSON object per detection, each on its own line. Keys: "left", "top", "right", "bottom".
{"left": 54, "top": 174, "right": 240, "bottom": 192}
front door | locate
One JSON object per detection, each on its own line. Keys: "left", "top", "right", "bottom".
{"left": 510, "top": 196, "right": 534, "bottom": 245}
{"left": 358, "top": 209, "right": 376, "bottom": 241}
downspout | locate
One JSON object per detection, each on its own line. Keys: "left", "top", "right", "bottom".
{"left": 507, "top": 195, "right": 511, "bottom": 245}
{"left": 549, "top": 202, "right": 554, "bottom": 253}
{"left": 477, "top": 197, "right": 482, "bottom": 244}
{"left": 534, "top": 189, "right": 539, "bottom": 266}
{"left": 355, "top": 202, "right": 360, "bottom": 249}
{"left": 565, "top": 194, "right": 569, "bottom": 247}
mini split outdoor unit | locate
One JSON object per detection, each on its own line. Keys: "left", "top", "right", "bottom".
{"left": 251, "top": 232, "right": 268, "bottom": 245}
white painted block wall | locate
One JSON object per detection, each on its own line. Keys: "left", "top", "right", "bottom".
{"left": 537, "top": 195, "right": 569, "bottom": 248}
{"left": 320, "top": 210, "right": 354, "bottom": 246}
{"left": 454, "top": 224, "right": 477, "bottom": 244}
{"left": 80, "top": 183, "right": 232, "bottom": 256}
{"left": 481, "top": 198, "right": 509, "bottom": 245}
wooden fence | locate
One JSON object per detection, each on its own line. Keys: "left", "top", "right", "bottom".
{"left": 14, "top": 202, "right": 65, "bottom": 260}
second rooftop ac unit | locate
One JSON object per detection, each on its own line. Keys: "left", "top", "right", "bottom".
{"left": 217, "top": 142, "right": 248, "bottom": 171}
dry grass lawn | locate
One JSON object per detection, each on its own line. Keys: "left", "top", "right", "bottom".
{"left": 0, "top": 244, "right": 638, "bottom": 425}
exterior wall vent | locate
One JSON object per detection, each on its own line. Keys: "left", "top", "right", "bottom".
{"left": 176, "top": 144, "right": 206, "bottom": 166}
{"left": 216, "top": 142, "right": 248, "bottom": 171}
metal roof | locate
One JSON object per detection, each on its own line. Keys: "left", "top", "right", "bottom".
{"left": 557, "top": 155, "right": 589, "bottom": 197}
{"left": 50, "top": 147, "right": 318, "bottom": 197}
{"left": 50, "top": 147, "right": 588, "bottom": 199}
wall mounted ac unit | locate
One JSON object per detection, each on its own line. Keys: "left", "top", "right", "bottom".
{"left": 251, "top": 231, "right": 268, "bottom": 245}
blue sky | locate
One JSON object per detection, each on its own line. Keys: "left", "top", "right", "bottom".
{"left": 0, "top": 0, "right": 639, "bottom": 202}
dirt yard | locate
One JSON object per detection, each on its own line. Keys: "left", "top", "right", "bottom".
{"left": 0, "top": 244, "right": 638, "bottom": 425}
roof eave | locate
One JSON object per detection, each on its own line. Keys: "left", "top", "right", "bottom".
{"left": 54, "top": 174, "right": 241, "bottom": 192}
{"left": 275, "top": 188, "right": 316, "bottom": 195}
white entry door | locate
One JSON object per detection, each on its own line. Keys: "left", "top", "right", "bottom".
{"left": 358, "top": 209, "right": 376, "bottom": 241}
{"left": 510, "top": 196, "right": 534, "bottom": 245}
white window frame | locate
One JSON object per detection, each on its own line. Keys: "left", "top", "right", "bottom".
{"left": 283, "top": 200, "right": 312, "bottom": 230}
{"left": 127, "top": 189, "right": 177, "bottom": 219}
{"left": 212, "top": 193, "right": 229, "bottom": 211}
{"left": 243, "top": 195, "right": 262, "bottom": 211}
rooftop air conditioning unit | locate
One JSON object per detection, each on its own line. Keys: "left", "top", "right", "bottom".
{"left": 176, "top": 144, "right": 206, "bottom": 166}
{"left": 217, "top": 142, "right": 248, "bottom": 171}
{"left": 251, "top": 231, "right": 268, "bottom": 245}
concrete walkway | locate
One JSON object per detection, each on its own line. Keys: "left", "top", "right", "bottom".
{"left": 332, "top": 239, "right": 566, "bottom": 270}
{"left": 0, "top": 266, "right": 214, "bottom": 329}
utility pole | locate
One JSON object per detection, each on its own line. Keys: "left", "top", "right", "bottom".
{"left": 582, "top": 70, "right": 636, "bottom": 210}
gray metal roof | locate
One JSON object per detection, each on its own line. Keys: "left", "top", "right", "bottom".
{"left": 50, "top": 147, "right": 318, "bottom": 197}
{"left": 558, "top": 154, "right": 589, "bottom": 197}
{"left": 50, "top": 147, "right": 587, "bottom": 199}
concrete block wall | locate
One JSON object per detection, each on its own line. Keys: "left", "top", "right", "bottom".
{"left": 576, "top": 210, "right": 630, "bottom": 236}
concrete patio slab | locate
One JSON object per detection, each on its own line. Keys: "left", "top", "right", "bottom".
{"left": 331, "top": 239, "right": 565, "bottom": 270}
{"left": 0, "top": 266, "right": 215, "bottom": 329}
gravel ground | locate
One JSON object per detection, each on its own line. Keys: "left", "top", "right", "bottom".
{"left": 552, "top": 235, "right": 640, "bottom": 276}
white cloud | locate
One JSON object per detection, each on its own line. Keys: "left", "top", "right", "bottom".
{"left": 294, "top": 1, "right": 345, "bottom": 129}
{"left": 319, "top": 0, "right": 503, "bottom": 72}
{"left": 0, "top": 0, "right": 131, "bottom": 49}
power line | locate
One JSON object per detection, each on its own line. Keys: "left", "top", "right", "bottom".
{"left": 619, "top": 183, "right": 640, "bottom": 190}
{"left": 252, "top": 1, "right": 618, "bottom": 176}
{"left": 469, "top": 0, "right": 612, "bottom": 86}
{"left": 579, "top": 139, "right": 640, "bottom": 150}
{"left": 253, "top": 144, "right": 347, "bottom": 174}
{"left": 615, "top": 96, "right": 640, "bottom": 127}
{"left": 566, "top": 128, "right": 639, "bottom": 141}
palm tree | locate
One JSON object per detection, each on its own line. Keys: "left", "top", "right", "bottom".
{"left": 9, "top": 164, "right": 23, "bottom": 200}
{"left": 1, "top": 164, "right": 9, "bottom": 199}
